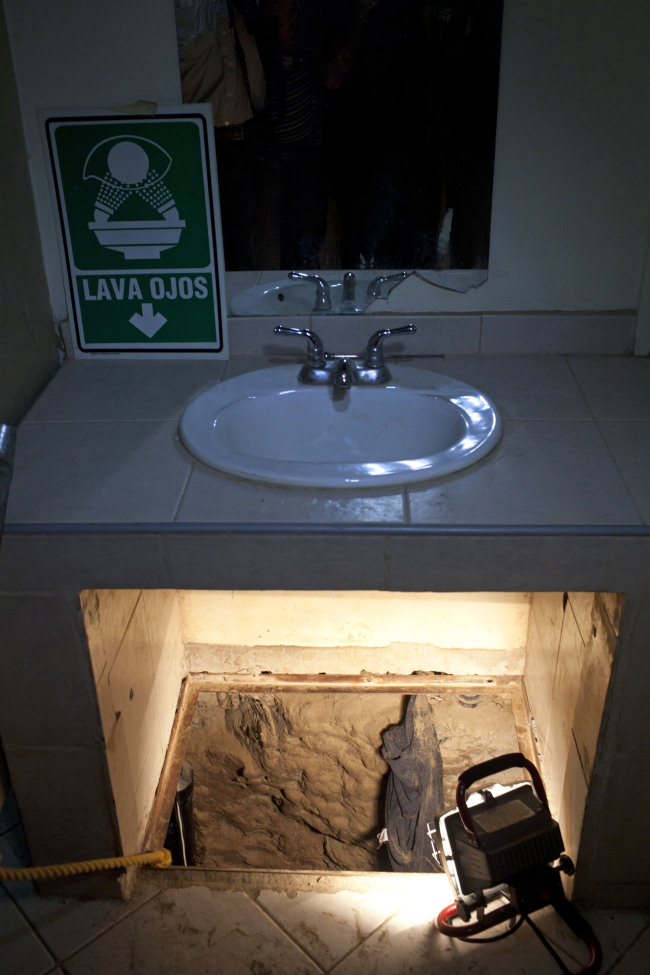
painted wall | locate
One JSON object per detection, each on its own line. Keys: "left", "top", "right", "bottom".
{"left": 3, "top": 0, "right": 650, "bottom": 321}
{"left": 0, "top": 2, "right": 59, "bottom": 425}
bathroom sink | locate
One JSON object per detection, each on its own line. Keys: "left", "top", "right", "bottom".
{"left": 179, "top": 365, "right": 502, "bottom": 488}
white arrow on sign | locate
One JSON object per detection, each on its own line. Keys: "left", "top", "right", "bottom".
{"left": 129, "top": 303, "right": 167, "bottom": 337}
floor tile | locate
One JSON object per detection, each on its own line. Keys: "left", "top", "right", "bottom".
{"left": 607, "top": 918, "right": 650, "bottom": 973}
{"left": 7, "top": 882, "right": 160, "bottom": 964}
{"left": 63, "top": 887, "right": 322, "bottom": 975}
{"left": 0, "top": 791, "right": 22, "bottom": 834}
{"left": 584, "top": 912, "right": 650, "bottom": 974}
{"left": 255, "top": 887, "right": 407, "bottom": 969}
{"left": 0, "top": 887, "right": 57, "bottom": 975}
{"left": 330, "top": 889, "right": 462, "bottom": 974}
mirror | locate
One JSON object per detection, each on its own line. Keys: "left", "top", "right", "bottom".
{"left": 173, "top": 1, "right": 503, "bottom": 277}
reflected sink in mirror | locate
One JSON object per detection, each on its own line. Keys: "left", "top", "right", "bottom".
{"left": 228, "top": 272, "right": 407, "bottom": 316}
{"left": 179, "top": 365, "right": 502, "bottom": 489}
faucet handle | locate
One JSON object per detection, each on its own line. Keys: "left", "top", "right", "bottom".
{"left": 273, "top": 326, "right": 327, "bottom": 366}
{"left": 288, "top": 271, "right": 332, "bottom": 312}
{"left": 364, "top": 324, "right": 417, "bottom": 368}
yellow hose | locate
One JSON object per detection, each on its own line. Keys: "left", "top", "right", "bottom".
{"left": 0, "top": 848, "right": 172, "bottom": 882}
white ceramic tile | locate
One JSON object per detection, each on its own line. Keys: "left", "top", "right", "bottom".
{"left": 332, "top": 896, "right": 636, "bottom": 975}
{"left": 227, "top": 318, "right": 312, "bottom": 357}
{"left": 558, "top": 738, "right": 588, "bottom": 878}
{"left": 418, "top": 355, "right": 592, "bottom": 419}
{"left": 132, "top": 729, "right": 166, "bottom": 846}
{"left": 6, "top": 881, "right": 159, "bottom": 964}
{"left": 598, "top": 421, "right": 650, "bottom": 523}
{"left": 141, "top": 591, "right": 182, "bottom": 680}
{"left": 542, "top": 604, "right": 585, "bottom": 809}
{"left": 482, "top": 314, "right": 635, "bottom": 355}
{"left": 0, "top": 888, "right": 56, "bottom": 975}
{"left": 572, "top": 599, "right": 614, "bottom": 783}
{"left": 330, "top": 887, "right": 467, "bottom": 975}
{"left": 3, "top": 744, "right": 118, "bottom": 866}
{"left": 608, "top": 597, "right": 650, "bottom": 752}
{"left": 576, "top": 752, "right": 650, "bottom": 893}
{"left": 63, "top": 887, "right": 321, "bottom": 974}
{"left": 103, "top": 714, "right": 140, "bottom": 853}
{"left": 0, "top": 534, "right": 168, "bottom": 591}
{"left": 108, "top": 597, "right": 158, "bottom": 791}
{"left": 608, "top": 919, "right": 650, "bottom": 974}
{"left": 387, "top": 534, "right": 617, "bottom": 593}
{"left": 255, "top": 888, "right": 407, "bottom": 969}
{"left": 0, "top": 821, "right": 31, "bottom": 872}
{"left": 24, "top": 361, "right": 225, "bottom": 423}
{"left": 176, "top": 465, "right": 406, "bottom": 524}
{"left": 568, "top": 356, "right": 650, "bottom": 419}
{"left": 6, "top": 421, "right": 190, "bottom": 525}
{"left": 80, "top": 589, "right": 141, "bottom": 682}
{"left": 163, "top": 532, "right": 388, "bottom": 590}
{"left": 407, "top": 419, "right": 640, "bottom": 525}
{"left": 299, "top": 315, "right": 481, "bottom": 356}
{"left": 523, "top": 593, "right": 565, "bottom": 754}
{"left": 567, "top": 591, "right": 595, "bottom": 644}
{"left": 571, "top": 912, "right": 650, "bottom": 974}
{"left": 0, "top": 791, "right": 22, "bottom": 835}
{"left": 0, "top": 592, "right": 100, "bottom": 750}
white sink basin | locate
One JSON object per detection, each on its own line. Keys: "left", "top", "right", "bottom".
{"left": 179, "top": 365, "right": 502, "bottom": 488}
{"left": 229, "top": 276, "right": 376, "bottom": 316}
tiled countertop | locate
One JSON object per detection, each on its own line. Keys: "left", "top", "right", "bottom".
{"left": 6, "top": 353, "right": 650, "bottom": 529}
{"left": 3, "top": 352, "right": 650, "bottom": 593}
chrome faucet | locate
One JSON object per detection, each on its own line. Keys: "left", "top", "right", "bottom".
{"left": 273, "top": 323, "right": 417, "bottom": 388}
{"left": 333, "top": 357, "right": 354, "bottom": 390}
{"left": 288, "top": 271, "right": 332, "bottom": 312}
{"left": 343, "top": 272, "right": 356, "bottom": 304}
{"left": 366, "top": 271, "right": 408, "bottom": 302}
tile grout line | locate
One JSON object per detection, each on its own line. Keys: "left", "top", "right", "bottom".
{"left": 565, "top": 358, "right": 647, "bottom": 525}
{"left": 242, "top": 892, "right": 328, "bottom": 972}
{"left": 326, "top": 905, "right": 407, "bottom": 974}
{"left": 24, "top": 886, "right": 164, "bottom": 970}
{"left": 0, "top": 881, "right": 60, "bottom": 971}
{"left": 603, "top": 915, "right": 650, "bottom": 975}
{"left": 172, "top": 462, "right": 196, "bottom": 523}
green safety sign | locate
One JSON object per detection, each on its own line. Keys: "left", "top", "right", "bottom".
{"left": 45, "top": 109, "right": 227, "bottom": 355}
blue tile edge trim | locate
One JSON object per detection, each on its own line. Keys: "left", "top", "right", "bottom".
{"left": 4, "top": 523, "right": 650, "bottom": 537}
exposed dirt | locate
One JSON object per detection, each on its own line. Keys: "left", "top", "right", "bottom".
{"left": 182, "top": 690, "right": 522, "bottom": 871}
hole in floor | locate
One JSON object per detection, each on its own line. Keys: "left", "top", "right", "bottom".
{"left": 155, "top": 677, "right": 535, "bottom": 873}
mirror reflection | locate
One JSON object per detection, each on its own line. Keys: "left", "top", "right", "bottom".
{"left": 174, "top": 1, "right": 503, "bottom": 273}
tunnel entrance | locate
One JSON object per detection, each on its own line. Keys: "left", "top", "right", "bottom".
{"left": 152, "top": 676, "right": 534, "bottom": 872}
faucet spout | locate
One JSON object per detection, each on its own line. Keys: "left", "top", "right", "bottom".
{"left": 288, "top": 271, "right": 332, "bottom": 312}
{"left": 343, "top": 272, "right": 356, "bottom": 303}
{"left": 333, "top": 358, "right": 354, "bottom": 390}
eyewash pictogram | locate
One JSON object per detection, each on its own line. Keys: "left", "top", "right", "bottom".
{"left": 84, "top": 135, "right": 186, "bottom": 260}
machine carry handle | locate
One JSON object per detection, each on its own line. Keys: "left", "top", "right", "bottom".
{"left": 456, "top": 752, "right": 549, "bottom": 845}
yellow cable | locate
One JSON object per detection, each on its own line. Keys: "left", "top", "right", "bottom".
{"left": 0, "top": 848, "right": 172, "bottom": 882}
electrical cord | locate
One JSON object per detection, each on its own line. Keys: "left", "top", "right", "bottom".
{"left": 0, "top": 848, "right": 172, "bottom": 882}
